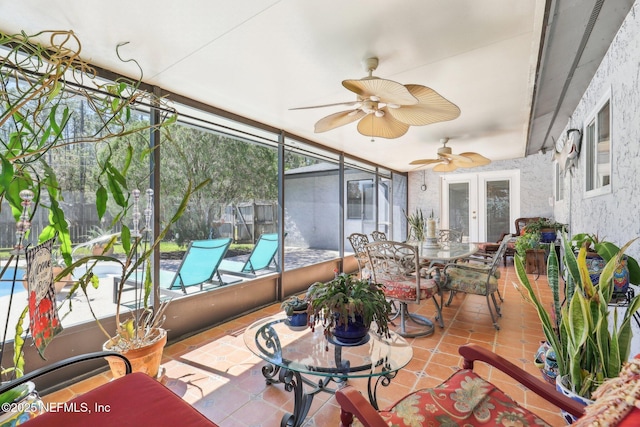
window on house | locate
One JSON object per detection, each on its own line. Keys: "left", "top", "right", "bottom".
{"left": 554, "top": 161, "right": 564, "bottom": 202}
{"left": 347, "top": 179, "right": 374, "bottom": 220}
{"left": 585, "top": 98, "right": 611, "bottom": 195}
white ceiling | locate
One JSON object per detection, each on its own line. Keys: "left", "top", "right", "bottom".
{"left": 0, "top": 1, "right": 630, "bottom": 172}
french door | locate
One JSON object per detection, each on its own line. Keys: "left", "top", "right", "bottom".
{"left": 440, "top": 170, "right": 520, "bottom": 242}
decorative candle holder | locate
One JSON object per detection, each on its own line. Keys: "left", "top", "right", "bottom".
{"left": 424, "top": 237, "right": 440, "bottom": 249}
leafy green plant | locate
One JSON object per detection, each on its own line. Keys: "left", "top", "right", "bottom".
{"left": 280, "top": 296, "right": 308, "bottom": 316}
{"left": 514, "top": 230, "right": 541, "bottom": 261}
{"left": 0, "top": 29, "right": 200, "bottom": 376}
{"left": 522, "top": 218, "right": 567, "bottom": 234}
{"left": 306, "top": 273, "right": 392, "bottom": 340}
{"left": 514, "top": 235, "right": 640, "bottom": 399}
{"left": 404, "top": 208, "right": 426, "bottom": 241}
{"left": 570, "top": 233, "right": 640, "bottom": 285}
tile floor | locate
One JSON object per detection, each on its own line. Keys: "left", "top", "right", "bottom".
{"left": 43, "top": 263, "right": 567, "bottom": 426}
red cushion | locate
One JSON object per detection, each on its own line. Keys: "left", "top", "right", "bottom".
{"left": 23, "top": 372, "right": 217, "bottom": 427}
{"left": 382, "top": 278, "right": 437, "bottom": 300}
{"left": 375, "top": 369, "right": 552, "bottom": 426}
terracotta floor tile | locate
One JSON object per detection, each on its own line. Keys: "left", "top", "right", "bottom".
{"left": 40, "top": 263, "right": 580, "bottom": 426}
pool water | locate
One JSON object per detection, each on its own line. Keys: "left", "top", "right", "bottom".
{"left": 0, "top": 267, "right": 26, "bottom": 297}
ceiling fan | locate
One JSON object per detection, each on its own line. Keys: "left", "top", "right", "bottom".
{"left": 291, "top": 57, "right": 461, "bottom": 139}
{"left": 410, "top": 138, "right": 491, "bottom": 172}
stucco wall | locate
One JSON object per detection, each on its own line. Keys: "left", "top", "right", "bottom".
{"left": 553, "top": 1, "right": 640, "bottom": 261}
{"left": 408, "top": 151, "right": 554, "bottom": 236}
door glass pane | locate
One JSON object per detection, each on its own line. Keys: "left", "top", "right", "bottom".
{"left": 448, "top": 183, "right": 469, "bottom": 238}
{"left": 485, "top": 180, "right": 510, "bottom": 242}
{"left": 377, "top": 177, "right": 391, "bottom": 238}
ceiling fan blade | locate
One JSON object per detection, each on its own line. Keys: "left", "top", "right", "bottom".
{"left": 433, "top": 162, "right": 459, "bottom": 172}
{"left": 343, "top": 77, "right": 418, "bottom": 106}
{"left": 290, "top": 100, "right": 361, "bottom": 110}
{"left": 439, "top": 152, "right": 473, "bottom": 163}
{"left": 356, "top": 108, "right": 410, "bottom": 139}
{"left": 314, "top": 110, "right": 366, "bottom": 133}
{"left": 387, "top": 84, "right": 461, "bottom": 126}
{"left": 409, "top": 158, "right": 443, "bottom": 166}
{"left": 455, "top": 152, "right": 492, "bottom": 167}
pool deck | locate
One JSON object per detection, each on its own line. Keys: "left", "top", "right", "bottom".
{"left": 0, "top": 247, "right": 341, "bottom": 339}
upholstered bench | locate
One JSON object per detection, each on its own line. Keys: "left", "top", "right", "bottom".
{"left": 23, "top": 372, "right": 217, "bottom": 426}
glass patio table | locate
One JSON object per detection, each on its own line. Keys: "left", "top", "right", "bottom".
{"left": 406, "top": 241, "right": 478, "bottom": 283}
{"left": 243, "top": 313, "right": 413, "bottom": 427}
{"left": 417, "top": 241, "right": 479, "bottom": 265}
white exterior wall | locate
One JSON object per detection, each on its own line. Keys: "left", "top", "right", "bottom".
{"left": 407, "top": 151, "right": 554, "bottom": 234}
{"left": 553, "top": 1, "right": 640, "bottom": 261}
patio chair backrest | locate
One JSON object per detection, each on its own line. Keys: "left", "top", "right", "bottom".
{"left": 347, "top": 233, "right": 370, "bottom": 273}
{"left": 437, "top": 229, "right": 463, "bottom": 243}
{"left": 170, "top": 238, "right": 232, "bottom": 290}
{"left": 488, "top": 234, "right": 512, "bottom": 275}
{"left": 370, "top": 231, "right": 387, "bottom": 241}
{"left": 243, "top": 233, "right": 280, "bottom": 274}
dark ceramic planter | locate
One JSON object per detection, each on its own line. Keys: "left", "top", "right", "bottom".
{"left": 540, "top": 229, "right": 557, "bottom": 243}
{"left": 332, "top": 313, "right": 369, "bottom": 345}
{"left": 287, "top": 311, "right": 309, "bottom": 328}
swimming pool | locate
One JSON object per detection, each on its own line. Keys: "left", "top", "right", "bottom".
{"left": 0, "top": 267, "right": 26, "bottom": 297}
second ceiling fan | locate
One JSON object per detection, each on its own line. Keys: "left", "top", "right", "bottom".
{"left": 292, "top": 57, "right": 461, "bottom": 139}
{"left": 410, "top": 138, "right": 491, "bottom": 172}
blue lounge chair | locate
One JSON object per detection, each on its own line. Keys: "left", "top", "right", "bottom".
{"left": 166, "top": 238, "right": 237, "bottom": 293}
{"left": 117, "top": 238, "right": 236, "bottom": 300}
{"left": 218, "top": 233, "right": 281, "bottom": 276}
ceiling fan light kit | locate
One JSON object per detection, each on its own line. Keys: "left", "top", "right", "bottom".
{"left": 410, "top": 138, "right": 491, "bottom": 172}
{"left": 295, "top": 57, "right": 461, "bottom": 139}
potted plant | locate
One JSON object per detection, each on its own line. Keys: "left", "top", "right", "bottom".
{"left": 62, "top": 182, "right": 206, "bottom": 379}
{"left": 280, "top": 296, "right": 309, "bottom": 329}
{"left": 0, "top": 30, "right": 205, "bottom": 384}
{"left": 570, "top": 233, "right": 640, "bottom": 294}
{"left": 306, "top": 273, "right": 392, "bottom": 347}
{"left": 403, "top": 208, "right": 426, "bottom": 242}
{"left": 514, "top": 229, "right": 548, "bottom": 274}
{"left": 85, "top": 225, "right": 117, "bottom": 256}
{"left": 522, "top": 218, "right": 566, "bottom": 243}
{"left": 514, "top": 235, "right": 640, "bottom": 421}
{"left": 0, "top": 30, "right": 153, "bottom": 383}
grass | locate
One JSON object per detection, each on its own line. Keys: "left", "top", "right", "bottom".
{"left": 0, "top": 242, "right": 254, "bottom": 261}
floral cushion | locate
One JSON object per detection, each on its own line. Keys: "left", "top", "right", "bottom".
{"left": 382, "top": 278, "right": 437, "bottom": 301}
{"left": 363, "top": 369, "right": 552, "bottom": 426}
{"left": 445, "top": 266, "right": 498, "bottom": 295}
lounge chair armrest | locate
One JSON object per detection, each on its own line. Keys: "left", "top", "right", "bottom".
{"left": 335, "top": 386, "right": 388, "bottom": 427}
{"left": 459, "top": 344, "right": 584, "bottom": 419}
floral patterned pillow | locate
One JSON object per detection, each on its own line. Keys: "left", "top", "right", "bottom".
{"left": 372, "top": 369, "right": 551, "bottom": 426}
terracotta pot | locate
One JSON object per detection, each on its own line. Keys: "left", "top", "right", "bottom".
{"left": 22, "top": 267, "right": 72, "bottom": 293}
{"left": 92, "top": 244, "right": 114, "bottom": 256}
{"left": 103, "top": 328, "right": 167, "bottom": 379}
{"left": 52, "top": 266, "right": 73, "bottom": 293}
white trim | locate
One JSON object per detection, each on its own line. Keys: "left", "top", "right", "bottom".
{"left": 441, "top": 170, "right": 520, "bottom": 242}
{"left": 583, "top": 89, "right": 612, "bottom": 198}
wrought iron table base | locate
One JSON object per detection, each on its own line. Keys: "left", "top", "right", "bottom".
{"left": 261, "top": 363, "right": 396, "bottom": 427}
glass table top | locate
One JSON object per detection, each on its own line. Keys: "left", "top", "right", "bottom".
{"left": 243, "top": 314, "right": 413, "bottom": 379}
{"left": 406, "top": 241, "right": 478, "bottom": 261}
{"left": 421, "top": 242, "right": 478, "bottom": 260}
